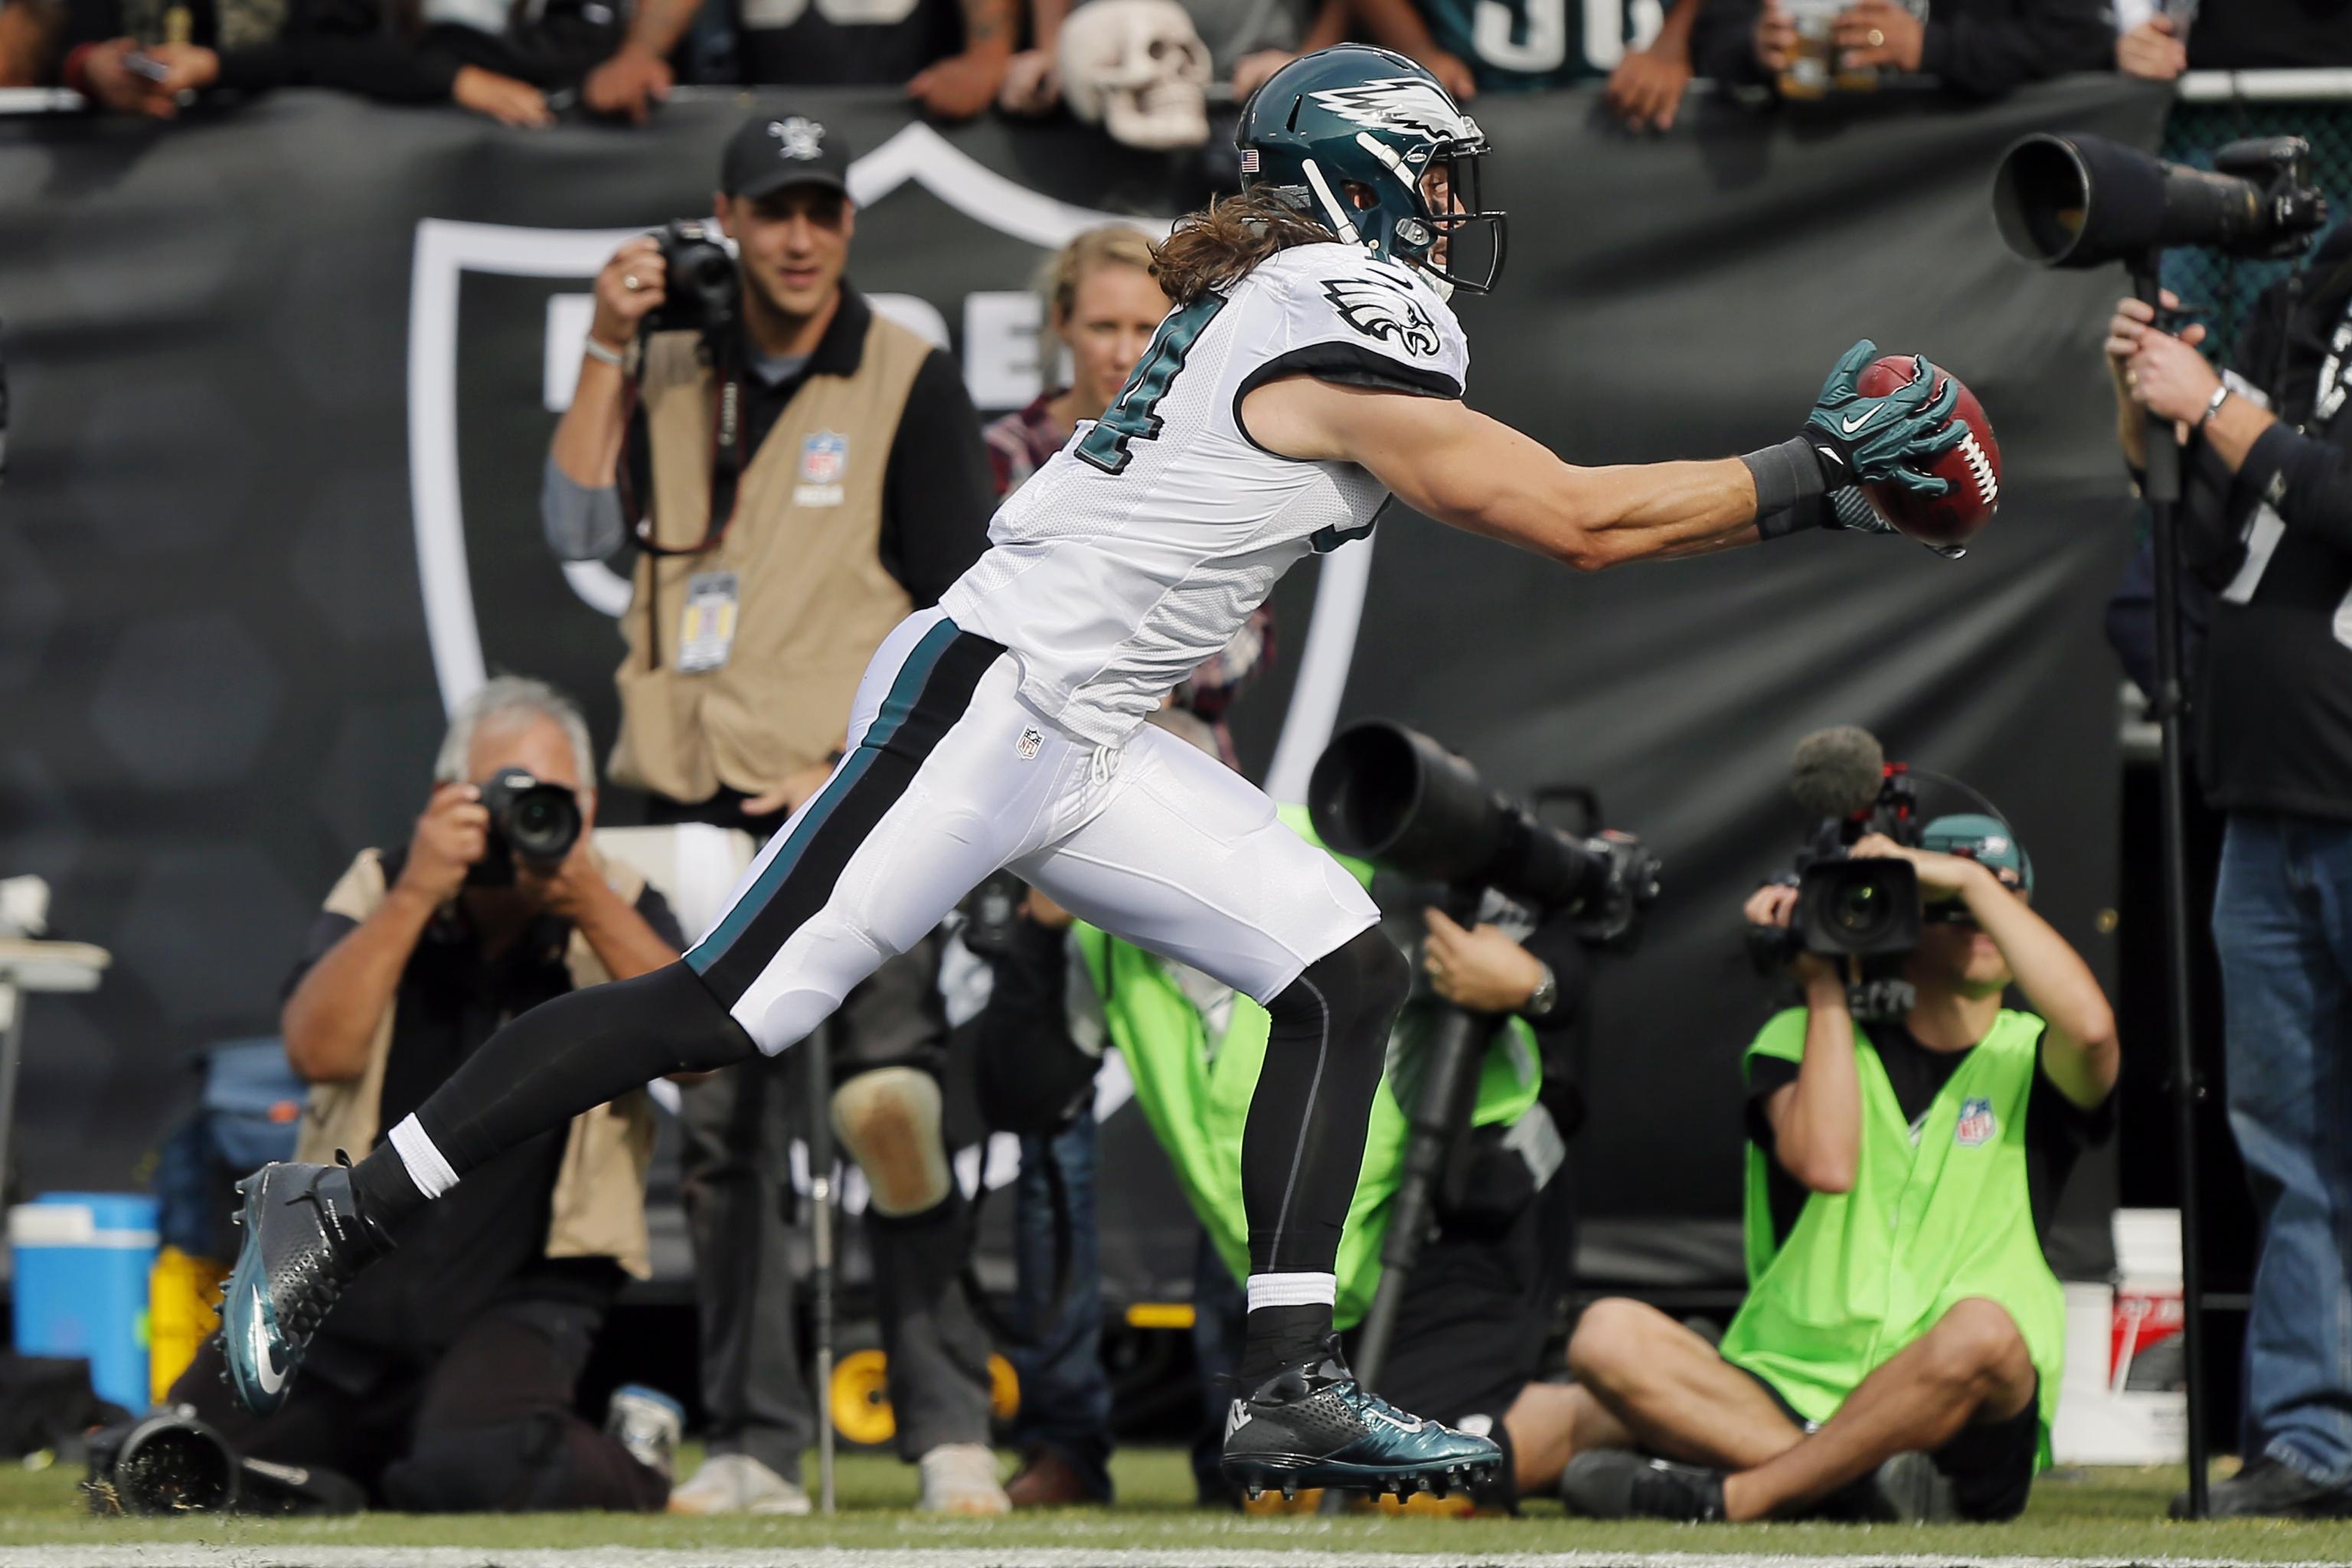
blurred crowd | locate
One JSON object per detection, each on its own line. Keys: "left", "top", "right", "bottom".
{"left": 2, "top": 0, "right": 2347, "bottom": 142}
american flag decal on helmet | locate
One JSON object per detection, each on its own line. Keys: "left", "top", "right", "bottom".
{"left": 1240, "top": 149, "right": 1260, "bottom": 173}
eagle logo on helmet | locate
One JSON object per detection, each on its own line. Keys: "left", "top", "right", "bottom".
{"left": 1306, "top": 77, "right": 1472, "bottom": 145}
{"left": 1323, "top": 274, "right": 1441, "bottom": 358}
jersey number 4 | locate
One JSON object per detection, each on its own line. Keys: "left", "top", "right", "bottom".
{"left": 1076, "top": 295, "right": 1227, "bottom": 475}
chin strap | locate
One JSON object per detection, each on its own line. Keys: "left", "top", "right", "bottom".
{"left": 1300, "top": 158, "right": 1361, "bottom": 247}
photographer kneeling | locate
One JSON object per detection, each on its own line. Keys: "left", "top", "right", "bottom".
{"left": 166, "top": 678, "right": 684, "bottom": 1511}
{"left": 971, "top": 730, "right": 1589, "bottom": 1509}
{"left": 1560, "top": 821, "right": 2117, "bottom": 1523}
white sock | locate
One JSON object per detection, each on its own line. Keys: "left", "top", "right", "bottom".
{"left": 387, "top": 1115, "right": 460, "bottom": 1199}
{"left": 1246, "top": 1272, "right": 1337, "bottom": 1311}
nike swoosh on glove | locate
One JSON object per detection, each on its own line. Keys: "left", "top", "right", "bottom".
{"left": 1802, "top": 340, "right": 1968, "bottom": 495}
{"left": 1828, "top": 487, "right": 1967, "bottom": 560}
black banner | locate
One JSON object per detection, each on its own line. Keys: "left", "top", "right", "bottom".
{"left": 0, "top": 79, "right": 2167, "bottom": 1284}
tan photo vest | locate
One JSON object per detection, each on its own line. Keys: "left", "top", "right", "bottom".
{"left": 293, "top": 848, "right": 658, "bottom": 1279}
{"left": 608, "top": 313, "right": 931, "bottom": 805}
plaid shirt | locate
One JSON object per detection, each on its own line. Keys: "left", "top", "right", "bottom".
{"left": 983, "top": 392, "right": 1275, "bottom": 769}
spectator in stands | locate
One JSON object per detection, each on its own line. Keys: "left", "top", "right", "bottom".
{"left": 541, "top": 109, "right": 1002, "bottom": 1517}
{"left": 34, "top": 0, "right": 628, "bottom": 124}
{"left": 1605, "top": 0, "right": 1702, "bottom": 129}
{"left": 1559, "top": 823, "right": 2117, "bottom": 1524}
{"left": 2185, "top": 0, "right": 2352, "bottom": 67}
{"left": 706, "top": 0, "right": 1015, "bottom": 117}
{"left": 166, "top": 678, "right": 684, "bottom": 1511}
{"left": 1361, "top": 0, "right": 1694, "bottom": 98}
{"left": 999, "top": 0, "right": 1344, "bottom": 114}
{"left": 1694, "top": 0, "right": 2111, "bottom": 99}
{"left": 2111, "top": 2, "right": 2186, "bottom": 80}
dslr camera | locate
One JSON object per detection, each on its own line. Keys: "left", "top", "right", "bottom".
{"left": 644, "top": 219, "right": 740, "bottom": 338}
{"left": 466, "top": 769, "right": 583, "bottom": 887}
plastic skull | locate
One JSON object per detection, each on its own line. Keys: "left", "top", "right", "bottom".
{"left": 1058, "top": 0, "right": 1211, "bottom": 152}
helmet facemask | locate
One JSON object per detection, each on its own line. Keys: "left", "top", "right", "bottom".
{"left": 1292, "top": 134, "right": 1505, "bottom": 296}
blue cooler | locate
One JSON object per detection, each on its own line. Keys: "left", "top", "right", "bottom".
{"left": 10, "top": 1193, "right": 159, "bottom": 1412}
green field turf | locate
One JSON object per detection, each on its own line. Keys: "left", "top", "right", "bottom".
{"left": 6, "top": 1447, "right": 2352, "bottom": 1563}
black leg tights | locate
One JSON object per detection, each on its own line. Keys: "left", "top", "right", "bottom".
{"left": 350, "top": 962, "right": 759, "bottom": 1228}
{"left": 1237, "top": 925, "right": 1410, "bottom": 1389}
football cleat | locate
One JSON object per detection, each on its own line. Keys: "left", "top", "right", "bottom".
{"left": 1218, "top": 1338, "right": 1500, "bottom": 1498}
{"left": 217, "top": 1158, "right": 393, "bottom": 1416}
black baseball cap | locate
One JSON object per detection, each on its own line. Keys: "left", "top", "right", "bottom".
{"left": 721, "top": 111, "right": 852, "bottom": 203}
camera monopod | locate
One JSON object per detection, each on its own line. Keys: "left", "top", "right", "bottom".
{"left": 806, "top": 1023, "right": 838, "bottom": 1515}
{"left": 1993, "top": 132, "right": 2328, "bottom": 1516}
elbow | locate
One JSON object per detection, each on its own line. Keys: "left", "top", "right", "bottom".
{"left": 1542, "top": 520, "right": 1617, "bottom": 573}
{"left": 1782, "top": 1146, "right": 1856, "bottom": 1195}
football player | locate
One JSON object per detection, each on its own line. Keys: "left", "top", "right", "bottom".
{"left": 220, "top": 44, "right": 1964, "bottom": 1502}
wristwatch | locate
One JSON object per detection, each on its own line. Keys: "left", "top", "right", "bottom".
{"left": 1524, "top": 962, "right": 1559, "bottom": 1020}
{"left": 2201, "top": 384, "right": 2233, "bottom": 426}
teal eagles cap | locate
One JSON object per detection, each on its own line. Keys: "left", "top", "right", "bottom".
{"left": 1922, "top": 813, "right": 2032, "bottom": 893}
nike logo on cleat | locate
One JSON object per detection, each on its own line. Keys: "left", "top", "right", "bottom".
{"left": 246, "top": 1286, "right": 287, "bottom": 1395}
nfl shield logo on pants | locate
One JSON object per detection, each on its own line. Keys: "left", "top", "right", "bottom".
{"left": 1954, "top": 1096, "right": 1997, "bottom": 1147}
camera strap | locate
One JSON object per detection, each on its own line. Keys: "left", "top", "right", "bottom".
{"left": 617, "top": 337, "right": 750, "bottom": 672}
{"left": 621, "top": 334, "right": 749, "bottom": 562}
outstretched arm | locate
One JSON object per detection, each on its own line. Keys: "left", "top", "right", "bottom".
{"left": 1242, "top": 377, "right": 1760, "bottom": 571}
{"left": 1241, "top": 338, "right": 1961, "bottom": 570}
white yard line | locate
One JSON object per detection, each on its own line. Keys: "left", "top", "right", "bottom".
{"left": 0, "top": 1550, "right": 2326, "bottom": 1568}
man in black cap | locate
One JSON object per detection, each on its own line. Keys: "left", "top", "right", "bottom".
{"left": 542, "top": 110, "right": 1002, "bottom": 1515}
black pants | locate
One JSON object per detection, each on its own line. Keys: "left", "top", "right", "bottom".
{"left": 170, "top": 1293, "right": 665, "bottom": 1512}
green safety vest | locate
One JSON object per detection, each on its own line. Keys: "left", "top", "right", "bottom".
{"left": 1076, "top": 804, "right": 1543, "bottom": 1331}
{"left": 1718, "top": 1008, "right": 2068, "bottom": 1463}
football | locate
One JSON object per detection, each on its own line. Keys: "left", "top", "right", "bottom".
{"left": 1855, "top": 355, "right": 2000, "bottom": 547}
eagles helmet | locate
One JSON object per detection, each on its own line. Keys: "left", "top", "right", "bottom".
{"left": 1236, "top": 44, "right": 1506, "bottom": 294}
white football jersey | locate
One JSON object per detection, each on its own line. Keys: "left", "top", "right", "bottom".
{"left": 939, "top": 242, "right": 1469, "bottom": 748}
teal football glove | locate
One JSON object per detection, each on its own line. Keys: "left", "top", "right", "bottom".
{"left": 1826, "top": 487, "right": 1967, "bottom": 560}
{"left": 1801, "top": 340, "right": 1967, "bottom": 495}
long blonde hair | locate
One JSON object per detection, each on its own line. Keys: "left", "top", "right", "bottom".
{"left": 1034, "top": 225, "right": 1159, "bottom": 374}
{"left": 1149, "top": 191, "right": 1334, "bottom": 306}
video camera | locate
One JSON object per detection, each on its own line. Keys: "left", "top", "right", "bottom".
{"left": 644, "top": 219, "right": 741, "bottom": 338}
{"left": 1306, "top": 720, "right": 1661, "bottom": 949}
{"left": 1747, "top": 725, "right": 1925, "bottom": 974}
{"left": 465, "top": 769, "right": 583, "bottom": 887}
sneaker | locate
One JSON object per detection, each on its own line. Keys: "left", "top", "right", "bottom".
{"left": 1004, "top": 1446, "right": 1112, "bottom": 1508}
{"left": 917, "top": 1443, "right": 1011, "bottom": 1515}
{"left": 2172, "top": 1457, "right": 2352, "bottom": 1520}
{"left": 605, "top": 1385, "right": 684, "bottom": 1485}
{"left": 1867, "top": 1450, "right": 1956, "bottom": 1523}
{"left": 1560, "top": 1451, "right": 1727, "bottom": 1521}
{"left": 667, "top": 1452, "right": 811, "bottom": 1516}
{"left": 1217, "top": 1338, "right": 1501, "bottom": 1501}
{"left": 217, "top": 1158, "right": 394, "bottom": 1416}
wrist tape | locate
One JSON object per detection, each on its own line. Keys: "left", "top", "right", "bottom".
{"left": 1743, "top": 436, "right": 1831, "bottom": 534}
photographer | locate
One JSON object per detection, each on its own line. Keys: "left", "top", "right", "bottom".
{"left": 541, "top": 109, "right": 1003, "bottom": 1516}
{"left": 165, "top": 678, "right": 682, "bottom": 1511}
{"left": 2112, "top": 227, "right": 2352, "bottom": 1519}
{"left": 1560, "top": 819, "right": 2118, "bottom": 1524}
{"left": 972, "top": 717, "right": 1589, "bottom": 1511}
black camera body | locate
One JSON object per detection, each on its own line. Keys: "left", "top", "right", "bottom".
{"left": 1307, "top": 720, "right": 1662, "bottom": 950}
{"left": 468, "top": 769, "right": 583, "bottom": 887}
{"left": 1748, "top": 763, "right": 1924, "bottom": 973}
{"left": 644, "top": 219, "right": 740, "bottom": 338}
